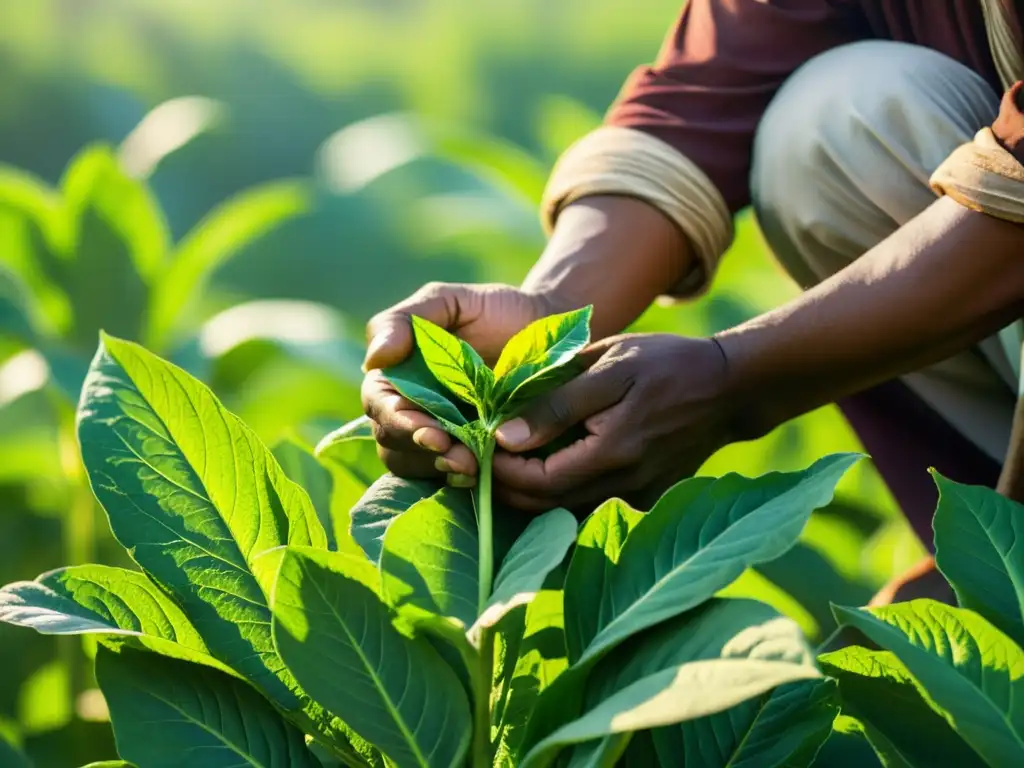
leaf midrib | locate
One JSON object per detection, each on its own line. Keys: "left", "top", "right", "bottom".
{"left": 301, "top": 557, "right": 431, "bottom": 768}
{"left": 949, "top": 484, "right": 1024, "bottom": 621}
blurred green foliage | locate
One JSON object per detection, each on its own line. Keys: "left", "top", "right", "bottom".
{"left": 0, "top": 1, "right": 919, "bottom": 765}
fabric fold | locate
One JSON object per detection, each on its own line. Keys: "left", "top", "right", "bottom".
{"left": 540, "top": 126, "right": 733, "bottom": 299}
{"left": 930, "top": 127, "right": 1024, "bottom": 222}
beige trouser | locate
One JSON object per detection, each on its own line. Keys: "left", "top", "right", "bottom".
{"left": 750, "top": 40, "right": 1020, "bottom": 462}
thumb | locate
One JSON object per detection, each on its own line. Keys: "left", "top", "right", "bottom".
{"left": 494, "top": 367, "right": 624, "bottom": 453}
{"left": 363, "top": 283, "right": 464, "bottom": 372}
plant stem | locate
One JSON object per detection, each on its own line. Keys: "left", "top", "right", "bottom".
{"left": 471, "top": 626, "right": 496, "bottom": 768}
{"left": 476, "top": 441, "right": 495, "bottom": 616}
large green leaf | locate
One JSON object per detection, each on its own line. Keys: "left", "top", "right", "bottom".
{"left": 819, "top": 646, "right": 984, "bottom": 767}
{"left": 380, "top": 487, "right": 479, "bottom": 627}
{"left": 833, "top": 600, "right": 1024, "bottom": 766}
{"left": 630, "top": 679, "right": 837, "bottom": 768}
{"left": 349, "top": 475, "right": 439, "bottom": 563}
{"left": 61, "top": 146, "right": 169, "bottom": 346}
{"left": 578, "top": 454, "right": 859, "bottom": 665}
{"left": 0, "top": 564, "right": 234, "bottom": 675}
{"left": 384, "top": 348, "right": 469, "bottom": 429}
{"left": 563, "top": 499, "right": 643, "bottom": 663}
{"left": 147, "top": 179, "right": 311, "bottom": 348}
{"left": 933, "top": 473, "right": 1024, "bottom": 645}
{"left": 271, "top": 547, "right": 472, "bottom": 768}
{"left": 97, "top": 646, "right": 318, "bottom": 768}
{"left": 477, "top": 508, "right": 577, "bottom": 631}
{"left": 409, "top": 315, "right": 492, "bottom": 411}
{"left": 274, "top": 438, "right": 337, "bottom": 551}
{"left": 77, "top": 334, "right": 326, "bottom": 709}
{"left": 491, "top": 306, "right": 591, "bottom": 414}
{"left": 492, "top": 590, "right": 568, "bottom": 765}
{"left": 521, "top": 601, "right": 820, "bottom": 768}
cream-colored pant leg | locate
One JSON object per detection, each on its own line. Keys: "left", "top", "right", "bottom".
{"left": 751, "top": 40, "right": 1017, "bottom": 461}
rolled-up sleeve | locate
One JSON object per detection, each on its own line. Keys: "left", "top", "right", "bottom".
{"left": 930, "top": 82, "right": 1024, "bottom": 223}
{"left": 542, "top": 0, "right": 866, "bottom": 297}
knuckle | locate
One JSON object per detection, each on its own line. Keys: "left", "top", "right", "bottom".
{"left": 418, "top": 281, "right": 450, "bottom": 299}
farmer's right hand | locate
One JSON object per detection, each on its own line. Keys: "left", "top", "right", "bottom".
{"left": 362, "top": 282, "right": 553, "bottom": 485}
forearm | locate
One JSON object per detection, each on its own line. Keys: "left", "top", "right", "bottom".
{"left": 521, "top": 196, "right": 694, "bottom": 340}
{"left": 716, "top": 198, "right": 1024, "bottom": 440}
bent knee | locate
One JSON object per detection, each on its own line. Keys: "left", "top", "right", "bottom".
{"left": 751, "top": 41, "right": 999, "bottom": 277}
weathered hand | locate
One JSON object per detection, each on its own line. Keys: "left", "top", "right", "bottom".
{"left": 491, "top": 333, "right": 733, "bottom": 512}
{"left": 361, "top": 282, "right": 554, "bottom": 484}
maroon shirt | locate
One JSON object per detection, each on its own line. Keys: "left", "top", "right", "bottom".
{"left": 607, "top": 0, "right": 1024, "bottom": 212}
{"left": 605, "top": 1, "right": 1024, "bottom": 544}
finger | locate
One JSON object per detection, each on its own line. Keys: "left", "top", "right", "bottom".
{"left": 433, "top": 443, "right": 478, "bottom": 477}
{"left": 495, "top": 465, "right": 643, "bottom": 513}
{"left": 446, "top": 473, "right": 477, "bottom": 489}
{"left": 379, "top": 446, "right": 443, "bottom": 479}
{"left": 494, "top": 409, "right": 638, "bottom": 495}
{"left": 362, "top": 372, "right": 445, "bottom": 451}
{"left": 494, "top": 363, "right": 631, "bottom": 454}
{"left": 363, "top": 283, "right": 467, "bottom": 371}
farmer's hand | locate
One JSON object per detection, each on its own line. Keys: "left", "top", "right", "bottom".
{"left": 492, "top": 333, "right": 734, "bottom": 511}
{"left": 362, "top": 282, "right": 554, "bottom": 484}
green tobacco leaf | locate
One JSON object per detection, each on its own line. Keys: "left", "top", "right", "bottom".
{"left": 933, "top": 472, "right": 1024, "bottom": 645}
{"left": 819, "top": 646, "right": 984, "bottom": 767}
{"left": 492, "top": 306, "right": 592, "bottom": 414}
{"left": 147, "top": 179, "right": 311, "bottom": 348}
{"left": 274, "top": 438, "right": 337, "bottom": 551}
{"left": 579, "top": 454, "right": 860, "bottom": 665}
{"left": 0, "top": 565, "right": 234, "bottom": 676}
{"left": 476, "top": 508, "right": 577, "bottom": 632}
{"left": 521, "top": 601, "right": 820, "bottom": 768}
{"left": 717, "top": 568, "right": 819, "bottom": 641}
{"left": 632, "top": 678, "right": 837, "bottom": 768}
{"left": 493, "top": 590, "right": 568, "bottom": 764}
{"left": 80, "top": 762, "right": 136, "bottom": 768}
{"left": 564, "top": 734, "right": 631, "bottom": 768}
{"left": 272, "top": 547, "right": 472, "bottom": 768}
{"left": 449, "top": 420, "right": 493, "bottom": 462}
{"left": 410, "top": 315, "right": 493, "bottom": 410}
{"left": 564, "top": 499, "right": 643, "bottom": 663}
{"left": 384, "top": 348, "right": 469, "bottom": 428}
{"left": 314, "top": 414, "right": 374, "bottom": 457}
{"left": 312, "top": 416, "right": 386, "bottom": 514}
{"left": 380, "top": 487, "right": 479, "bottom": 628}
{"left": 77, "top": 334, "right": 327, "bottom": 710}
{"left": 97, "top": 646, "right": 318, "bottom": 768}
{"left": 833, "top": 600, "right": 1024, "bottom": 766}
{"left": 350, "top": 475, "right": 439, "bottom": 563}
{"left": 61, "top": 146, "right": 169, "bottom": 346}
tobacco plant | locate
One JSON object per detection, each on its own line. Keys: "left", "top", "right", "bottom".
{"left": 821, "top": 475, "right": 1024, "bottom": 767}
{"left": 0, "top": 317, "right": 863, "bottom": 767}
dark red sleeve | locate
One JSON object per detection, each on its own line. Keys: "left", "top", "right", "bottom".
{"left": 993, "top": 81, "right": 1024, "bottom": 165}
{"left": 606, "top": 1, "right": 868, "bottom": 213}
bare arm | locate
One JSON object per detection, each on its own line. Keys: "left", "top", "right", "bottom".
{"left": 523, "top": 196, "right": 693, "bottom": 340}
{"left": 716, "top": 198, "right": 1024, "bottom": 441}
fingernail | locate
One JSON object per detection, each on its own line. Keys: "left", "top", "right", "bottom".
{"left": 495, "top": 418, "right": 530, "bottom": 447}
{"left": 434, "top": 456, "right": 452, "bottom": 473}
{"left": 413, "top": 429, "right": 446, "bottom": 453}
{"left": 362, "top": 331, "right": 394, "bottom": 372}
{"left": 447, "top": 473, "right": 476, "bottom": 488}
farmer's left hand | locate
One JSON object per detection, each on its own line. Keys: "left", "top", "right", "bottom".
{"left": 492, "top": 333, "right": 735, "bottom": 512}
